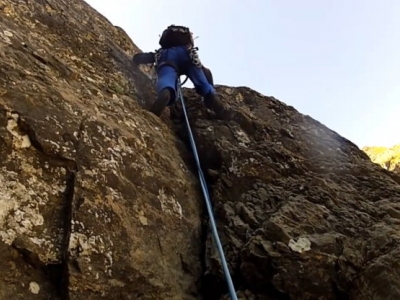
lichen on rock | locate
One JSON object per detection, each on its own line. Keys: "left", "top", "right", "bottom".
{"left": 2, "top": 0, "right": 400, "bottom": 300}
{"left": 0, "top": 1, "right": 202, "bottom": 299}
{"left": 172, "top": 87, "right": 400, "bottom": 300}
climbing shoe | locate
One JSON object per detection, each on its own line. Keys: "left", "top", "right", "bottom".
{"left": 150, "top": 88, "right": 171, "bottom": 116}
{"left": 204, "top": 92, "right": 225, "bottom": 116}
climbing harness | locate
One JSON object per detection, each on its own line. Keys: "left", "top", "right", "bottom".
{"left": 150, "top": 45, "right": 203, "bottom": 87}
{"left": 154, "top": 46, "right": 203, "bottom": 71}
{"left": 177, "top": 78, "right": 238, "bottom": 300}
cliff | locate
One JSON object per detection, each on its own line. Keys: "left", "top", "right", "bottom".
{"left": 1, "top": 1, "right": 400, "bottom": 300}
{"left": 363, "top": 144, "right": 400, "bottom": 174}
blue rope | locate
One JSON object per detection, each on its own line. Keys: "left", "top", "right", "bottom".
{"left": 177, "top": 79, "right": 238, "bottom": 300}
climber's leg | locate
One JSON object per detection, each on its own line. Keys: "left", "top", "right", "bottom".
{"left": 156, "top": 65, "right": 177, "bottom": 98}
{"left": 186, "top": 64, "right": 215, "bottom": 97}
{"left": 186, "top": 65, "right": 225, "bottom": 115}
{"left": 202, "top": 66, "right": 214, "bottom": 86}
{"left": 150, "top": 65, "right": 177, "bottom": 116}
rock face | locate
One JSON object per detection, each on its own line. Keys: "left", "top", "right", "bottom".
{"left": 363, "top": 145, "right": 400, "bottom": 174}
{"left": 2, "top": 1, "right": 400, "bottom": 300}
{"left": 172, "top": 88, "right": 400, "bottom": 300}
{"left": 1, "top": 1, "right": 202, "bottom": 299}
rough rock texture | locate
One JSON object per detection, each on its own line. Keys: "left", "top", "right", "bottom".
{"left": 363, "top": 144, "right": 400, "bottom": 174}
{"left": 3, "top": 1, "right": 400, "bottom": 300}
{"left": 170, "top": 88, "right": 400, "bottom": 300}
{"left": 1, "top": 1, "right": 202, "bottom": 299}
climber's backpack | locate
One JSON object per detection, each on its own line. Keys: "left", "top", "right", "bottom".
{"left": 159, "top": 25, "right": 194, "bottom": 49}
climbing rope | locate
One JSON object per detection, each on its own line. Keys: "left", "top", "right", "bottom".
{"left": 180, "top": 76, "right": 189, "bottom": 86}
{"left": 177, "top": 78, "right": 238, "bottom": 300}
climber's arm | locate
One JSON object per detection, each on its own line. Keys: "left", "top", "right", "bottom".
{"left": 132, "top": 52, "right": 155, "bottom": 66}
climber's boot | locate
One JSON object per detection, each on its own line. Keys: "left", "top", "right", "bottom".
{"left": 203, "top": 92, "right": 225, "bottom": 116}
{"left": 150, "top": 88, "right": 171, "bottom": 116}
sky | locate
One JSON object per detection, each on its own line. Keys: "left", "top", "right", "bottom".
{"left": 84, "top": 0, "right": 400, "bottom": 148}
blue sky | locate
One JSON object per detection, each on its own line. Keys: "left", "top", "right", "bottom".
{"left": 84, "top": 0, "right": 400, "bottom": 148}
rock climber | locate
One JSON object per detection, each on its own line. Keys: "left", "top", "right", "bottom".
{"left": 132, "top": 25, "right": 224, "bottom": 116}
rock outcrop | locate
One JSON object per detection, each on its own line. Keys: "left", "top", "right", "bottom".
{"left": 172, "top": 88, "right": 400, "bottom": 300}
{"left": 2, "top": 1, "right": 400, "bottom": 300}
{"left": 363, "top": 144, "right": 400, "bottom": 174}
{"left": 1, "top": 1, "right": 202, "bottom": 299}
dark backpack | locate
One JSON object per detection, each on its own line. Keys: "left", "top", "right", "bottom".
{"left": 159, "top": 25, "right": 194, "bottom": 48}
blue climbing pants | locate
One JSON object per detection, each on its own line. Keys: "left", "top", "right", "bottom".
{"left": 156, "top": 46, "right": 216, "bottom": 105}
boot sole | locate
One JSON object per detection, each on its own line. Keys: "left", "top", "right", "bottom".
{"left": 150, "top": 89, "right": 171, "bottom": 116}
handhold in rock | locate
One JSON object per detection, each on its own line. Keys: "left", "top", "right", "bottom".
{"left": 288, "top": 237, "right": 311, "bottom": 253}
